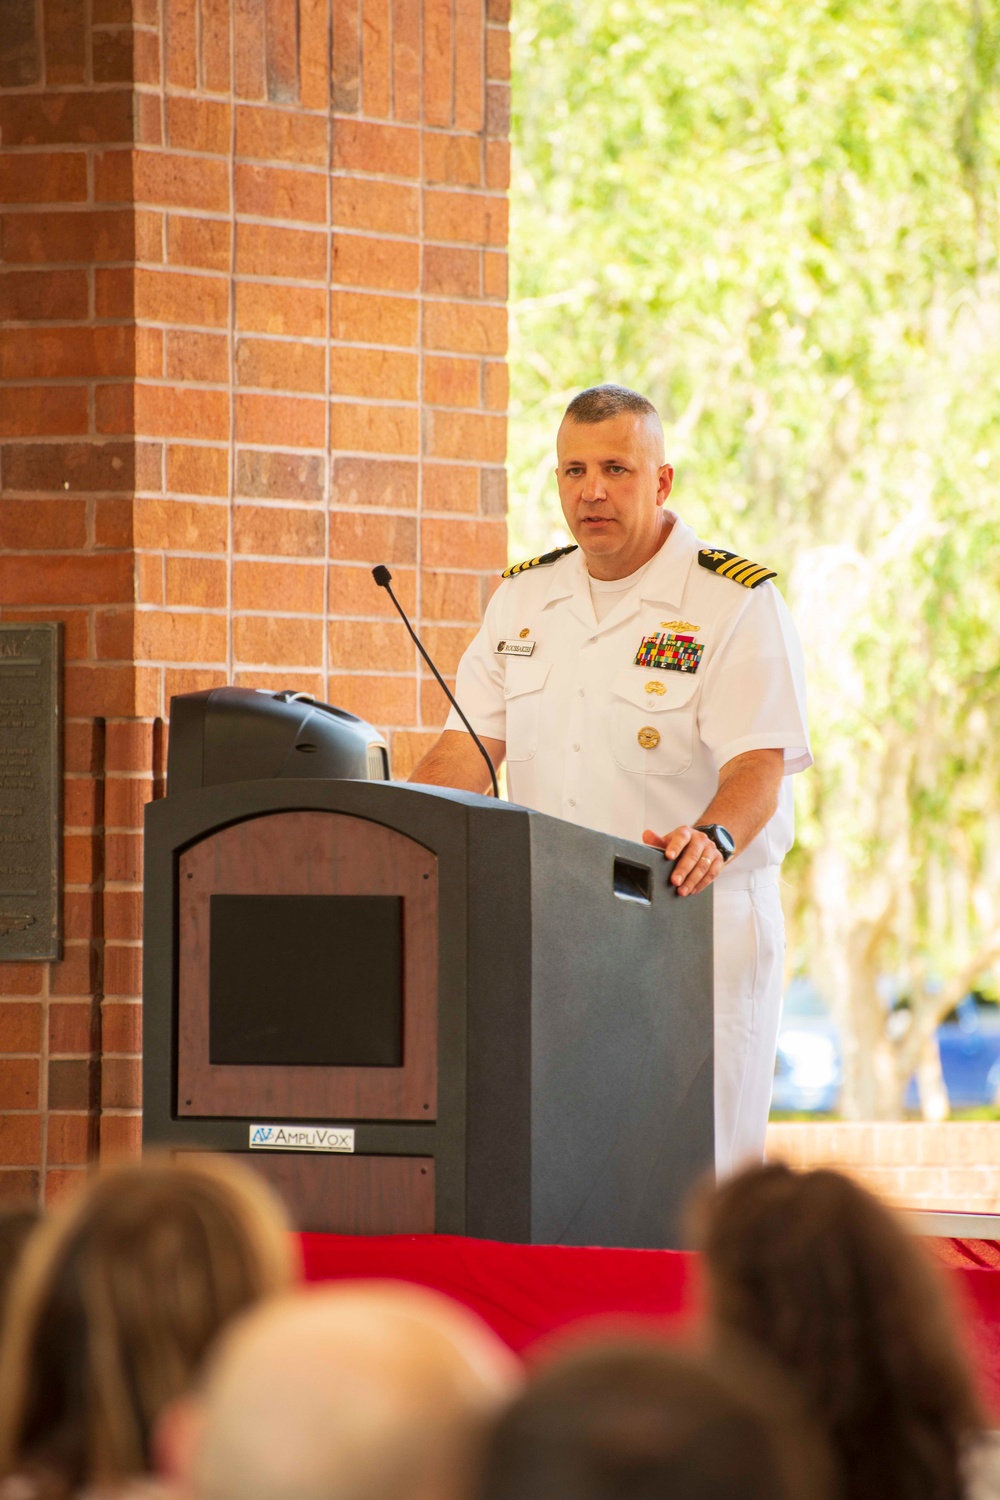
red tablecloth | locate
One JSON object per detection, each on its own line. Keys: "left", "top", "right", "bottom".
{"left": 300, "top": 1232, "right": 1000, "bottom": 1414}
{"left": 931, "top": 1238, "right": 1000, "bottom": 1271}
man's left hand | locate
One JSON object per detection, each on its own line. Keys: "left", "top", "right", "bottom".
{"left": 642, "top": 825, "right": 722, "bottom": 897}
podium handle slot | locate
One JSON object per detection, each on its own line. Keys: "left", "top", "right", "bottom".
{"left": 613, "top": 858, "right": 652, "bottom": 905}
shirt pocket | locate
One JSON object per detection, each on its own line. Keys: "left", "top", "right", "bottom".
{"left": 503, "top": 659, "right": 551, "bottom": 761}
{"left": 610, "top": 668, "right": 700, "bottom": 776}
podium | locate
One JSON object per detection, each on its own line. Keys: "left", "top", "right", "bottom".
{"left": 142, "top": 780, "right": 713, "bottom": 1248}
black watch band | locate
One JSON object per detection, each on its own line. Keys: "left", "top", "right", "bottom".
{"left": 694, "top": 824, "right": 736, "bottom": 862}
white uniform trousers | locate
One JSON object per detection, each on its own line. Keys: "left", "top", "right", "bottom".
{"left": 712, "top": 867, "right": 785, "bottom": 1178}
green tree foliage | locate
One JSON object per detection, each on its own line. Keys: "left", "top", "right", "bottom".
{"left": 510, "top": 0, "right": 1000, "bottom": 1117}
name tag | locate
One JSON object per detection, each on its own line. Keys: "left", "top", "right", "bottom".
{"left": 495, "top": 639, "right": 535, "bottom": 656}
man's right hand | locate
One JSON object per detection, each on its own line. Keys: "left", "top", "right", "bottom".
{"left": 408, "top": 730, "right": 505, "bottom": 794}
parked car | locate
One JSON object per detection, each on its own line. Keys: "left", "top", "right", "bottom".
{"left": 904, "top": 992, "right": 1000, "bottom": 1111}
{"left": 771, "top": 978, "right": 841, "bottom": 1113}
{"left": 771, "top": 984, "right": 1000, "bottom": 1115}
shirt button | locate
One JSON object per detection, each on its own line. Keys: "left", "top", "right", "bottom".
{"left": 568, "top": 798, "right": 577, "bottom": 807}
{"left": 578, "top": 687, "right": 584, "bottom": 697}
{"left": 572, "top": 743, "right": 580, "bottom": 752}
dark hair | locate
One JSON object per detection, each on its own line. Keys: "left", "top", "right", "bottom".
{"left": 475, "top": 1340, "right": 829, "bottom": 1500}
{"left": 563, "top": 385, "right": 659, "bottom": 425}
{"left": 0, "top": 1154, "right": 297, "bottom": 1493}
{"left": 698, "top": 1163, "right": 983, "bottom": 1500}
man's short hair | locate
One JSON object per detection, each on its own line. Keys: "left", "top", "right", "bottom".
{"left": 563, "top": 385, "right": 659, "bottom": 425}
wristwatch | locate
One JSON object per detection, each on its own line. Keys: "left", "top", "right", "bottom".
{"left": 694, "top": 824, "right": 736, "bottom": 862}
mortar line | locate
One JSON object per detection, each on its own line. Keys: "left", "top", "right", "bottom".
{"left": 323, "top": 0, "right": 334, "bottom": 696}
{"left": 225, "top": 0, "right": 237, "bottom": 685}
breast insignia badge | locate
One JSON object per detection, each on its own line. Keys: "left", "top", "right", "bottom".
{"left": 645, "top": 680, "right": 666, "bottom": 695}
{"left": 519, "top": 628, "right": 531, "bottom": 638}
{"left": 697, "top": 548, "right": 776, "bottom": 588}
{"left": 637, "top": 726, "right": 661, "bottom": 750}
{"left": 633, "top": 629, "right": 704, "bottom": 673}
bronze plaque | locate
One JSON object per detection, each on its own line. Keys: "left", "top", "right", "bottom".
{"left": 0, "top": 624, "right": 62, "bottom": 961}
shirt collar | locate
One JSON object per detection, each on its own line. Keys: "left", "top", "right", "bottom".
{"left": 540, "top": 545, "right": 594, "bottom": 628}
{"left": 540, "top": 515, "right": 697, "bottom": 620}
{"left": 637, "top": 516, "right": 698, "bottom": 608}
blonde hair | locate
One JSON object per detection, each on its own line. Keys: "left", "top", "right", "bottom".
{"left": 0, "top": 1153, "right": 297, "bottom": 1491}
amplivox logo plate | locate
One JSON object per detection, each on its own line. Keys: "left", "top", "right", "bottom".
{"left": 249, "top": 1124, "right": 355, "bottom": 1153}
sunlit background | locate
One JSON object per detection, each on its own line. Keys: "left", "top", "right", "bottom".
{"left": 507, "top": 0, "right": 1000, "bottom": 1121}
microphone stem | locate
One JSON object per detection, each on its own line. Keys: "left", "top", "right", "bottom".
{"left": 380, "top": 580, "right": 500, "bottom": 800}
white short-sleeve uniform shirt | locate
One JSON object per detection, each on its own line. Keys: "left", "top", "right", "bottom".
{"left": 445, "top": 515, "right": 811, "bottom": 1174}
{"left": 445, "top": 517, "right": 811, "bottom": 885}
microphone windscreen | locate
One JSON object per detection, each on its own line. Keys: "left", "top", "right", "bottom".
{"left": 372, "top": 564, "right": 393, "bottom": 588}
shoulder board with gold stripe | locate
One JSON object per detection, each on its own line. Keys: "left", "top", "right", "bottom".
{"left": 502, "top": 544, "right": 579, "bottom": 579}
{"left": 697, "top": 548, "right": 776, "bottom": 589}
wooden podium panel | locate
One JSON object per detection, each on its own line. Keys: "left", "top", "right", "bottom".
{"left": 177, "top": 810, "right": 437, "bottom": 1120}
{"left": 234, "top": 1155, "right": 435, "bottom": 1235}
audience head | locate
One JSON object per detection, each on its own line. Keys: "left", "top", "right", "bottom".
{"left": 0, "top": 1152, "right": 296, "bottom": 1492}
{"left": 475, "top": 1338, "right": 828, "bottom": 1500}
{"left": 0, "top": 1209, "right": 39, "bottom": 1327}
{"left": 169, "top": 1282, "right": 520, "bottom": 1500}
{"left": 698, "top": 1162, "right": 982, "bottom": 1500}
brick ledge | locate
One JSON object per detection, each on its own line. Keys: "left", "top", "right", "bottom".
{"left": 765, "top": 1122, "right": 1000, "bottom": 1213}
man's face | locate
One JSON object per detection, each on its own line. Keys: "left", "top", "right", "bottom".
{"left": 555, "top": 413, "right": 674, "bottom": 580}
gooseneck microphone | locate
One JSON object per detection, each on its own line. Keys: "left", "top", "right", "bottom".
{"left": 372, "top": 565, "right": 500, "bottom": 799}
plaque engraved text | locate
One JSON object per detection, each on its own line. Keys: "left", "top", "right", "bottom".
{"left": 0, "top": 624, "right": 62, "bottom": 960}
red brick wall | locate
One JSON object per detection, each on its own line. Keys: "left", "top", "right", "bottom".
{"left": 0, "top": 0, "right": 510, "bottom": 1203}
{"left": 766, "top": 1123, "right": 1000, "bottom": 1214}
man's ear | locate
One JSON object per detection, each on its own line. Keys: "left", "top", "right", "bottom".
{"left": 657, "top": 464, "right": 675, "bottom": 503}
{"left": 153, "top": 1395, "right": 204, "bottom": 1493}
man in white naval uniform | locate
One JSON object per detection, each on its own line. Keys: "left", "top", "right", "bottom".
{"left": 410, "top": 384, "right": 811, "bottom": 1175}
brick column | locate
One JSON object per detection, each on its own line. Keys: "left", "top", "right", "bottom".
{"left": 0, "top": 0, "right": 510, "bottom": 1202}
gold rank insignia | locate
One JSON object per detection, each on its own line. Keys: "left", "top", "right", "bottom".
{"left": 698, "top": 548, "right": 776, "bottom": 589}
{"left": 502, "top": 544, "right": 579, "bottom": 579}
{"left": 519, "top": 628, "right": 530, "bottom": 638}
{"left": 637, "top": 726, "right": 660, "bottom": 749}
